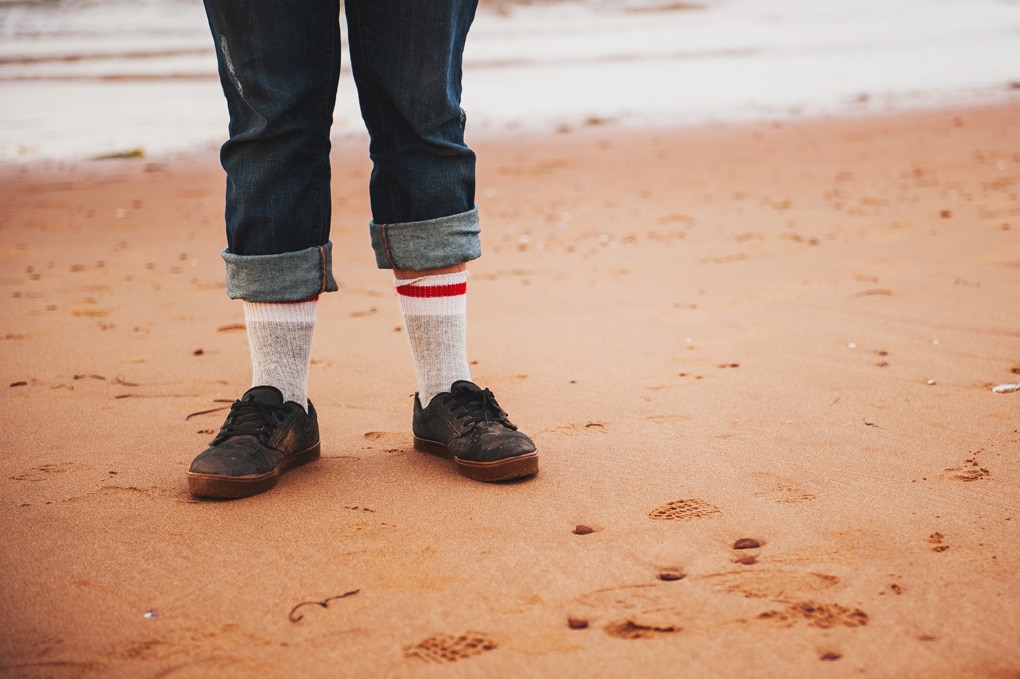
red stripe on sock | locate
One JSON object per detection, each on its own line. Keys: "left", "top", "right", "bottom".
{"left": 396, "top": 282, "right": 467, "bottom": 298}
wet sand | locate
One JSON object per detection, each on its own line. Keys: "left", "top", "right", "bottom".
{"left": 1, "top": 103, "right": 1019, "bottom": 677}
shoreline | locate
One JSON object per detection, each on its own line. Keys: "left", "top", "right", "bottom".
{"left": 4, "top": 0, "right": 1020, "bottom": 164}
{"left": 4, "top": 96, "right": 1020, "bottom": 174}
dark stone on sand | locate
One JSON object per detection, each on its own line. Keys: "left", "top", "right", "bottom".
{"left": 733, "top": 538, "right": 761, "bottom": 550}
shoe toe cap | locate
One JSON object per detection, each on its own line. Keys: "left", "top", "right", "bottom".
{"left": 453, "top": 427, "right": 536, "bottom": 462}
{"left": 189, "top": 438, "right": 275, "bottom": 476}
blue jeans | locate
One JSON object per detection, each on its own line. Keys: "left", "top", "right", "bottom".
{"left": 203, "top": 0, "right": 482, "bottom": 303}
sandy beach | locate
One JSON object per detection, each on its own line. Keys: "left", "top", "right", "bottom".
{"left": 1, "top": 102, "right": 1019, "bottom": 676}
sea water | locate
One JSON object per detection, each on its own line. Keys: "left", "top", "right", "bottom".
{"left": 1, "top": 0, "right": 1018, "bottom": 162}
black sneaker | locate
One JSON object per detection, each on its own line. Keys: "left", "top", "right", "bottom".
{"left": 187, "top": 386, "right": 320, "bottom": 499}
{"left": 412, "top": 380, "right": 538, "bottom": 482}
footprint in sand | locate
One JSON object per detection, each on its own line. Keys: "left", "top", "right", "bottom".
{"left": 604, "top": 618, "right": 681, "bottom": 640}
{"left": 756, "top": 601, "right": 868, "bottom": 629}
{"left": 403, "top": 631, "right": 498, "bottom": 664}
{"left": 109, "top": 624, "right": 270, "bottom": 674}
{"left": 575, "top": 568, "right": 849, "bottom": 640}
{"left": 750, "top": 472, "right": 817, "bottom": 503}
{"left": 548, "top": 421, "right": 608, "bottom": 436}
{"left": 9, "top": 462, "right": 76, "bottom": 482}
{"left": 648, "top": 499, "right": 721, "bottom": 521}
{"left": 940, "top": 449, "right": 991, "bottom": 482}
{"left": 573, "top": 584, "right": 718, "bottom": 640}
{"left": 63, "top": 485, "right": 165, "bottom": 504}
{"left": 576, "top": 584, "right": 672, "bottom": 611}
{"left": 118, "top": 639, "right": 169, "bottom": 661}
{"left": 362, "top": 431, "right": 407, "bottom": 452}
{"left": 185, "top": 622, "right": 271, "bottom": 655}
{"left": 697, "top": 569, "right": 841, "bottom": 603}
{"left": 579, "top": 570, "right": 841, "bottom": 612}
{"left": 927, "top": 532, "right": 951, "bottom": 553}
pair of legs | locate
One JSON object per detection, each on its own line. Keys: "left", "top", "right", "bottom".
{"left": 207, "top": 0, "right": 480, "bottom": 293}
{"left": 188, "top": 0, "right": 537, "bottom": 498}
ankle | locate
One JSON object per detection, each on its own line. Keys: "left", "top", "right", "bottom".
{"left": 242, "top": 298, "right": 317, "bottom": 408}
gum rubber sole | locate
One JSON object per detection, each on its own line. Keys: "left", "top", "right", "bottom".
{"left": 186, "top": 444, "right": 321, "bottom": 499}
{"left": 414, "top": 436, "right": 539, "bottom": 482}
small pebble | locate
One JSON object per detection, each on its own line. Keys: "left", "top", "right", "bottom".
{"left": 733, "top": 538, "right": 761, "bottom": 550}
{"left": 193, "top": 348, "right": 204, "bottom": 356}
{"left": 820, "top": 652, "right": 842, "bottom": 662}
{"left": 735, "top": 555, "right": 757, "bottom": 565}
{"left": 567, "top": 617, "right": 589, "bottom": 629}
{"left": 573, "top": 525, "right": 595, "bottom": 535}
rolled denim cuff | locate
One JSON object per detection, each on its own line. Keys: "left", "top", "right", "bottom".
{"left": 370, "top": 206, "right": 481, "bottom": 270}
{"left": 222, "top": 242, "right": 339, "bottom": 302}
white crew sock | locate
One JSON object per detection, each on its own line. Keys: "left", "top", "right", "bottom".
{"left": 395, "top": 271, "right": 471, "bottom": 407}
{"left": 242, "top": 298, "right": 317, "bottom": 409}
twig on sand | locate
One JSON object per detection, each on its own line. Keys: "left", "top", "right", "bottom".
{"left": 185, "top": 399, "right": 235, "bottom": 420}
{"left": 289, "top": 590, "right": 360, "bottom": 622}
{"left": 185, "top": 406, "right": 230, "bottom": 420}
{"left": 852, "top": 288, "right": 893, "bottom": 298}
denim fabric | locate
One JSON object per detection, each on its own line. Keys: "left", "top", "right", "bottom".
{"left": 203, "top": 0, "right": 482, "bottom": 300}
{"left": 223, "top": 242, "right": 338, "bottom": 302}
{"left": 203, "top": 0, "right": 339, "bottom": 259}
{"left": 345, "top": 0, "right": 479, "bottom": 227}
{"left": 370, "top": 207, "right": 480, "bottom": 270}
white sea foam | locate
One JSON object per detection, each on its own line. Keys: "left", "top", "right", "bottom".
{"left": 1, "top": 0, "right": 1018, "bottom": 162}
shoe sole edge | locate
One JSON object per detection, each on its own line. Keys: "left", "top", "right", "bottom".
{"left": 186, "top": 443, "right": 321, "bottom": 499}
{"left": 414, "top": 436, "right": 539, "bottom": 482}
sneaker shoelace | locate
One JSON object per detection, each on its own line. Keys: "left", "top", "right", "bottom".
{"left": 444, "top": 385, "right": 517, "bottom": 430}
{"left": 215, "top": 395, "right": 289, "bottom": 445}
